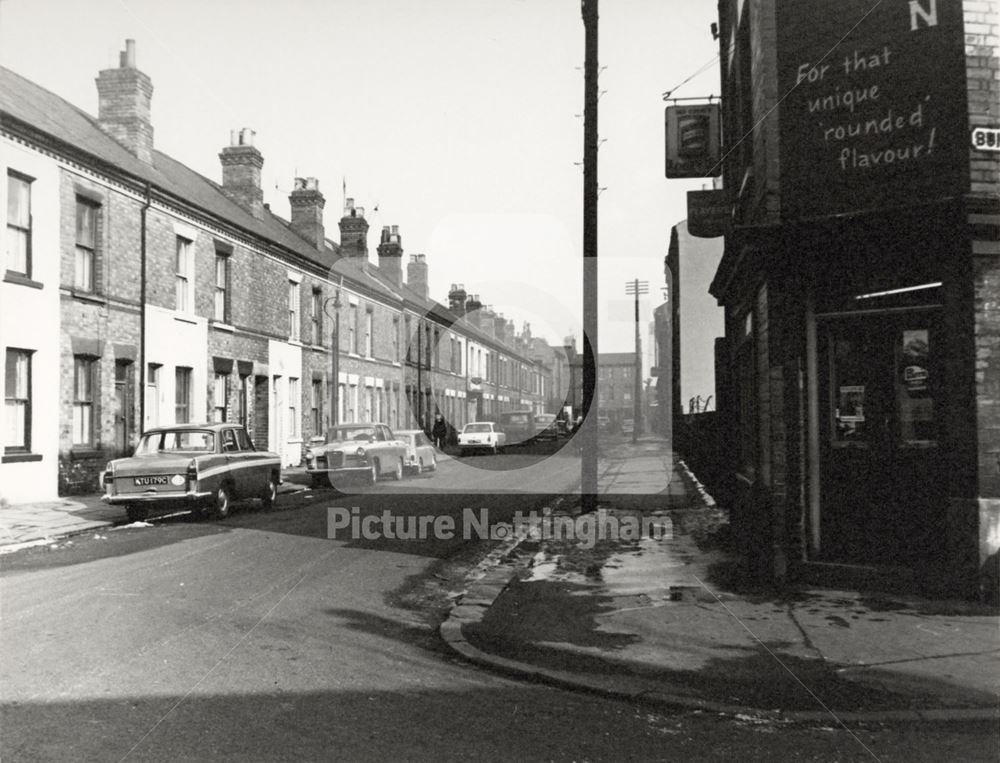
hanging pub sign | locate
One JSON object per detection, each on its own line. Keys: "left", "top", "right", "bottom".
{"left": 686, "top": 189, "right": 729, "bottom": 237}
{"left": 665, "top": 103, "right": 721, "bottom": 178}
{"left": 776, "top": 0, "right": 967, "bottom": 220}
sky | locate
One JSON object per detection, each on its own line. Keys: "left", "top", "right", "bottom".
{"left": 0, "top": 0, "right": 722, "bottom": 360}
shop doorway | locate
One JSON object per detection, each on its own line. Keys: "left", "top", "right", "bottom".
{"left": 815, "top": 308, "right": 945, "bottom": 567}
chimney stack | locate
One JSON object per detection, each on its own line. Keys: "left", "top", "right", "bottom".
{"left": 465, "top": 294, "right": 482, "bottom": 329}
{"left": 219, "top": 128, "right": 265, "bottom": 219}
{"left": 289, "top": 177, "right": 326, "bottom": 249}
{"left": 480, "top": 305, "right": 497, "bottom": 339}
{"left": 448, "top": 283, "right": 467, "bottom": 316}
{"left": 376, "top": 225, "right": 404, "bottom": 286}
{"left": 339, "top": 198, "right": 369, "bottom": 258}
{"left": 407, "top": 254, "right": 428, "bottom": 300}
{"left": 96, "top": 39, "right": 154, "bottom": 163}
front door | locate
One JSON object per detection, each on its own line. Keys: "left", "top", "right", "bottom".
{"left": 817, "top": 310, "right": 945, "bottom": 568}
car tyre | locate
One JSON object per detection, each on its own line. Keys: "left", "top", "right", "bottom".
{"left": 262, "top": 473, "right": 278, "bottom": 508}
{"left": 429, "top": 455, "right": 437, "bottom": 471}
{"left": 311, "top": 473, "right": 330, "bottom": 489}
{"left": 125, "top": 505, "right": 147, "bottom": 523}
{"left": 213, "top": 484, "right": 231, "bottom": 519}
{"left": 368, "top": 462, "right": 378, "bottom": 484}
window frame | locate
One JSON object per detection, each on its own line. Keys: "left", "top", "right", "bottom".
{"left": 72, "top": 355, "right": 97, "bottom": 447}
{"left": 214, "top": 252, "right": 230, "bottom": 323}
{"left": 213, "top": 372, "right": 228, "bottom": 422}
{"left": 311, "top": 378, "right": 323, "bottom": 435}
{"left": 311, "top": 288, "right": 323, "bottom": 346}
{"left": 288, "top": 377, "right": 300, "bottom": 438}
{"left": 4, "top": 348, "right": 32, "bottom": 452}
{"left": 74, "top": 197, "right": 99, "bottom": 293}
{"left": 6, "top": 171, "right": 33, "bottom": 278}
{"left": 175, "top": 236, "right": 194, "bottom": 314}
{"left": 175, "top": 366, "right": 192, "bottom": 424}
{"left": 288, "top": 280, "right": 301, "bottom": 341}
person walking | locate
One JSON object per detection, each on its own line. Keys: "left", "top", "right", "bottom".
{"left": 432, "top": 413, "right": 448, "bottom": 450}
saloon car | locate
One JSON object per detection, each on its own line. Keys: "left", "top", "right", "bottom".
{"left": 533, "top": 413, "right": 561, "bottom": 441}
{"left": 305, "top": 423, "right": 408, "bottom": 487}
{"left": 395, "top": 429, "right": 438, "bottom": 475}
{"left": 101, "top": 423, "right": 281, "bottom": 522}
{"left": 457, "top": 421, "right": 506, "bottom": 455}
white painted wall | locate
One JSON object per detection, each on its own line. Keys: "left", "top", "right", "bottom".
{"left": 0, "top": 139, "right": 61, "bottom": 503}
{"left": 268, "top": 339, "right": 303, "bottom": 466}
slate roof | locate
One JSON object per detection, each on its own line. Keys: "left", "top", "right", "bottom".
{"left": 0, "top": 64, "right": 534, "bottom": 361}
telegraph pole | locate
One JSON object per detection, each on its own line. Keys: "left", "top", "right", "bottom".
{"left": 625, "top": 279, "right": 648, "bottom": 444}
{"left": 581, "top": 0, "right": 599, "bottom": 512}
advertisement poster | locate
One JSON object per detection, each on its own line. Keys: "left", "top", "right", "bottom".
{"left": 776, "top": 0, "right": 967, "bottom": 220}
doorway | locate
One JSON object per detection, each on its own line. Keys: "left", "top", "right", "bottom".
{"left": 815, "top": 308, "right": 945, "bottom": 568}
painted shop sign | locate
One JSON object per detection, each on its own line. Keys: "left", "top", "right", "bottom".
{"left": 776, "top": 0, "right": 967, "bottom": 220}
{"left": 665, "top": 103, "right": 722, "bottom": 178}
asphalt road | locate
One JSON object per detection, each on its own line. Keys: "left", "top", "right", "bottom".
{"left": 1, "top": 449, "right": 996, "bottom": 761}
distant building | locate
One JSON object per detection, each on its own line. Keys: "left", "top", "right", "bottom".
{"left": 598, "top": 352, "right": 638, "bottom": 430}
{"left": 665, "top": 220, "right": 724, "bottom": 423}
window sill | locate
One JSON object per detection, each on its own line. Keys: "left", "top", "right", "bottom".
{"left": 4, "top": 271, "right": 43, "bottom": 290}
{"left": 2, "top": 452, "right": 42, "bottom": 463}
{"left": 174, "top": 313, "right": 198, "bottom": 325}
{"left": 287, "top": 339, "right": 305, "bottom": 348}
{"left": 210, "top": 320, "right": 235, "bottom": 332}
{"left": 70, "top": 290, "right": 107, "bottom": 306}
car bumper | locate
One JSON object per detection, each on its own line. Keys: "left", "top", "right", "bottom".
{"left": 102, "top": 490, "right": 212, "bottom": 505}
{"left": 305, "top": 465, "right": 371, "bottom": 476}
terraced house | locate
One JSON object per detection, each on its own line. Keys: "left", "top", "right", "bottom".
{"left": 1, "top": 41, "right": 554, "bottom": 504}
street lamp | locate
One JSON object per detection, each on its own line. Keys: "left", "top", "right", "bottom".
{"left": 324, "top": 277, "right": 343, "bottom": 432}
{"left": 625, "top": 279, "right": 648, "bottom": 444}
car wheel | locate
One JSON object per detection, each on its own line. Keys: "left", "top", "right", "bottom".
{"left": 392, "top": 457, "right": 403, "bottom": 480}
{"left": 311, "top": 473, "right": 330, "bottom": 489}
{"left": 262, "top": 473, "right": 278, "bottom": 508}
{"left": 125, "top": 505, "right": 147, "bottom": 523}
{"left": 213, "top": 484, "right": 231, "bottom": 519}
{"left": 491, "top": 443, "right": 498, "bottom": 455}
{"left": 368, "top": 462, "right": 378, "bottom": 484}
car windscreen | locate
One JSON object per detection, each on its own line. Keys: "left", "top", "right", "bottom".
{"left": 331, "top": 426, "right": 377, "bottom": 442}
{"left": 463, "top": 424, "right": 493, "bottom": 434}
{"left": 135, "top": 430, "right": 214, "bottom": 454}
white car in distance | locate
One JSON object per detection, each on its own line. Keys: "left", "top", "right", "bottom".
{"left": 458, "top": 421, "right": 506, "bottom": 456}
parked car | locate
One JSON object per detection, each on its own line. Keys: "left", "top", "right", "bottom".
{"left": 458, "top": 422, "right": 507, "bottom": 455}
{"left": 533, "top": 413, "right": 560, "bottom": 441}
{"left": 395, "top": 429, "right": 437, "bottom": 475}
{"left": 305, "top": 423, "right": 407, "bottom": 487}
{"left": 101, "top": 423, "right": 281, "bottom": 522}
{"left": 497, "top": 410, "right": 535, "bottom": 446}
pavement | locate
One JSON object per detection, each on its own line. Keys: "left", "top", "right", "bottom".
{"left": 0, "top": 475, "right": 307, "bottom": 551}
{"left": 441, "top": 434, "right": 1000, "bottom": 723}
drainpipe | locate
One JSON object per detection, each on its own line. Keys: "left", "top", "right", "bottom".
{"left": 138, "top": 183, "right": 151, "bottom": 435}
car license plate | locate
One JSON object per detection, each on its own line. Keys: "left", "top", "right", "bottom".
{"left": 134, "top": 476, "right": 168, "bottom": 486}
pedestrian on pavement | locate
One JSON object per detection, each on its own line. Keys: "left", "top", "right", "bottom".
{"left": 432, "top": 413, "right": 448, "bottom": 450}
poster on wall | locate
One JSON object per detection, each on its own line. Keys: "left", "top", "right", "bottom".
{"left": 776, "top": 0, "right": 967, "bottom": 220}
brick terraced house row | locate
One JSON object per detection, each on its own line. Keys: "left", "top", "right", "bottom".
{"left": 0, "top": 41, "right": 557, "bottom": 502}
